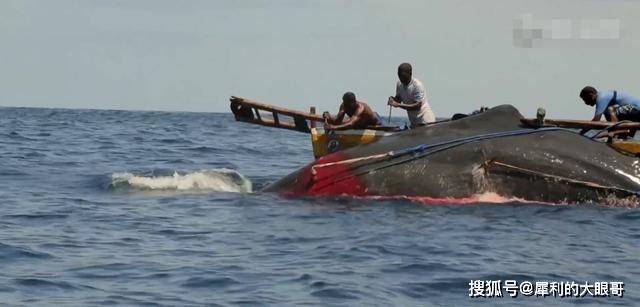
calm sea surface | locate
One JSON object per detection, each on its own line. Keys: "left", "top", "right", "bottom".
{"left": 0, "top": 107, "right": 638, "bottom": 306}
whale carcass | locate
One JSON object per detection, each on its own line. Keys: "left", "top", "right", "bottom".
{"left": 264, "top": 105, "right": 640, "bottom": 204}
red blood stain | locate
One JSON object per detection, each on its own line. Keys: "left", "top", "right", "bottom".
{"left": 363, "top": 193, "right": 537, "bottom": 205}
{"left": 284, "top": 153, "right": 367, "bottom": 197}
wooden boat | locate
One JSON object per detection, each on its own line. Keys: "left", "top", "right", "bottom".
{"left": 520, "top": 115, "right": 640, "bottom": 156}
{"left": 230, "top": 97, "right": 640, "bottom": 157}
{"left": 230, "top": 96, "right": 400, "bottom": 158}
{"left": 310, "top": 127, "right": 396, "bottom": 158}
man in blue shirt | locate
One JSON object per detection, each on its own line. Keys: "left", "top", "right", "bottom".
{"left": 580, "top": 86, "right": 640, "bottom": 123}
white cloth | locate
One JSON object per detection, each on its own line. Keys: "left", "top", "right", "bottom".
{"left": 395, "top": 78, "right": 435, "bottom": 124}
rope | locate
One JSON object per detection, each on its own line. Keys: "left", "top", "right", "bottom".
{"left": 312, "top": 128, "right": 562, "bottom": 175}
{"left": 310, "top": 127, "right": 565, "bottom": 188}
{"left": 486, "top": 160, "right": 640, "bottom": 197}
{"left": 590, "top": 120, "right": 633, "bottom": 140}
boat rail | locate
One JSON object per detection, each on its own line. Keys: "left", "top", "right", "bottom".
{"left": 230, "top": 96, "right": 400, "bottom": 133}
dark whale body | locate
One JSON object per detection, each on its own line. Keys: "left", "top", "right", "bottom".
{"left": 264, "top": 105, "right": 640, "bottom": 204}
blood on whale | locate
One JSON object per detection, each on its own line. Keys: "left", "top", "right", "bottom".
{"left": 284, "top": 153, "right": 367, "bottom": 196}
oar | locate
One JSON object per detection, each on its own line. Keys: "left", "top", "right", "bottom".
{"left": 387, "top": 105, "right": 392, "bottom": 125}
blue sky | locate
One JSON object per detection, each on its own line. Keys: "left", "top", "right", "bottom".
{"left": 0, "top": 0, "right": 638, "bottom": 119}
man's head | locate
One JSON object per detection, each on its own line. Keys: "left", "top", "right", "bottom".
{"left": 397, "top": 63, "right": 413, "bottom": 85}
{"left": 342, "top": 91, "right": 357, "bottom": 107}
{"left": 580, "top": 86, "right": 598, "bottom": 106}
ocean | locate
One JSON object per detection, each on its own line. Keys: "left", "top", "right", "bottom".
{"left": 0, "top": 107, "right": 638, "bottom": 306}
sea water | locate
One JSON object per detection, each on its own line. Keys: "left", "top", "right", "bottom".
{"left": 0, "top": 107, "right": 638, "bottom": 306}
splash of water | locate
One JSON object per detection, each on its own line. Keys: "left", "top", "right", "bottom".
{"left": 109, "top": 169, "right": 252, "bottom": 193}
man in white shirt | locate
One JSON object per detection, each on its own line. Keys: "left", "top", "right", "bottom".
{"left": 387, "top": 63, "right": 435, "bottom": 127}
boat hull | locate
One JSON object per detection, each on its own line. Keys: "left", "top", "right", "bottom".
{"left": 311, "top": 128, "right": 395, "bottom": 158}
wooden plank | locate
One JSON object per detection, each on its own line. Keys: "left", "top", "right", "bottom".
{"left": 521, "top": 118, "right": 640, "bottom": 130}
{"left": 230, "top": 96, "right": 324, "bottom": 122}
{"left": 310, "top": 106, "right": 317, "bottom": 128}
{"left": 593, "top": 130, "right": 631, "bottom": 139}
{"left": 230, "top": 95, "right": 400, "bottom": 133}
{"left": 235, "top": 116, "right": 302, "bottom": 132}
{"left": 363, "top": 125, "right": 402, "bottom": 132}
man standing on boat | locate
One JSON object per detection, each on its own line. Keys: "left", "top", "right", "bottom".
{"left": 387, "top": 63, "right": 435, "bottom": 128}
{"left": 579, "top": 86, "right": 640, "bottom": 132}
{"left": 323, "top": 92, "right": 381, "bottom": 130}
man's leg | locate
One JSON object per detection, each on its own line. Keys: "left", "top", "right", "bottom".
{"left": 606, "top": 106, "right": 619, "bottom": 122}
{"left": 628, "top": 107, "right": 640, "bottom": 122}
{"left": 614, "top": 105, "right": 640, "bottom": 122}
{"left": 590, "top": 105, "right": 638, "bottom": 138}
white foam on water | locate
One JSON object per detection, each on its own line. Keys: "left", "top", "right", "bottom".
{"left": 110, "top": 169, "right": 252, "bottom": 193}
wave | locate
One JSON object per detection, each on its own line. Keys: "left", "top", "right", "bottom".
{"left": 109, "top": 169, "right": 252, "bottom": 193}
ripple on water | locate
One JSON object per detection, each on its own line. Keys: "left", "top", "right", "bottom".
{"left": 0, "top": 243, "right": 54, "bottom": 261}
{"left": 69, "top": 263, "right": 136, "bottom": 280}
{"left": 13, "top": 278, "right": 81, "bottom": 291}
{"left": 290, "top": 273, "right": 313, "bottom": 282}
{"left": 310, "top": 287, "right": 361, "bottom": 300}
{"left": 381, "top": 262, "right": 466, "bottom": 275}
{"left": 157, "top": 138, "right": 194, "bottom": 145}
{"left": 0, "top": 168, "right": 29, "bottom": 176}
{"left": 181, "top": 276, "right": 240, "bottom": 288}
{"left": 187, "top": 146, "right": 222, "bottom": 153}
{"left": 614, "top": 210, "right": 640, "bottom": 221}
{"left": 396, "top": 277, "right": 469, "bottom": 298}
{"left": 4, "top": 213, "right": 69, "bottom": 220}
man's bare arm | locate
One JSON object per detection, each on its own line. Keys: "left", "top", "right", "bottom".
{"left": 580, "top": 114, "right": 603, "bottom": 134}
{"left": 325, "top": 105, "right": 364, "bottom": 130}
{"left": 397, "top": 101, "right": 422, "bottom": 110}
{"left": 324, "top": 106, "right": 346, "bottom": 124}
{"left": 388, "top": 96, "right": 422, "bottom": 110}
{"left": 325, "top": 115, "right": 360, "bottom": 130}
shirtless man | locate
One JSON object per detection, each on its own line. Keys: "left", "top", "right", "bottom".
{"left": 323, "top": 92, "right": 380, "bottom": 130}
